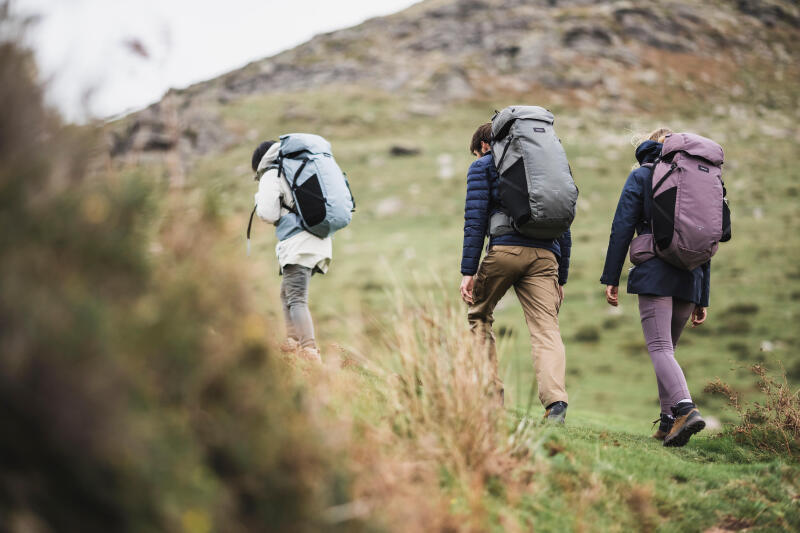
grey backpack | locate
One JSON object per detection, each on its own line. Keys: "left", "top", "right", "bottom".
{"left": 490, "top": 106, "right": 578, "bottom": 239}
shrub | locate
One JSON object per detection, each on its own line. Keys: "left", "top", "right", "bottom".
{"left": 705, "top": 365, "right": 800, "bottom": 460}
{"left": 574, "top": 325, "right": 601, "bottom": 343}
{"left": 0, "top": 23, "right": 366, "bottom": 533}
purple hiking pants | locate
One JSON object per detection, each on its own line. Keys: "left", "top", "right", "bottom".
{"left": 638, "top": 295, "right": 695, "bottom": 415}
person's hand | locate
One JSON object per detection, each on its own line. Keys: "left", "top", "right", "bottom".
{"left": 558, "top": 284, "right": 565, "bottom": 304}
{"left": 460, "top": 275, "right": 475, "bottom": 305}
{"left": 605, "top": 285, "right": 619, "bottom": 306}
{"left": 691, "top": 306, "right": 707, "bottom": 328}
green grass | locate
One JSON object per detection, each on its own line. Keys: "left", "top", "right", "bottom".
{"left": 517, "top": 409, "right": 800, "bottom": 531}
{"left": 189, "top": 86, "right": 800, "bottom": 411}
{"left": 144, "top": 83, "right": 800, "bottom": 530}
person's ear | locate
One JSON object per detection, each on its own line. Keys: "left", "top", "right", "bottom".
{"left": 481, "top": 141, "right": 491, "bottom": 154}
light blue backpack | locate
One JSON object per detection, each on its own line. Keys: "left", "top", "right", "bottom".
{"left": 247, "top": 134, "right": 355, "bottom": 252}
{"left": 274, "top": 133, "right": 355, "bottom": 239}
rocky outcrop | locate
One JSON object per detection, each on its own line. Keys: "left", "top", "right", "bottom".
{"left": 108, "top": 0, "right": 799, "bottom": 162}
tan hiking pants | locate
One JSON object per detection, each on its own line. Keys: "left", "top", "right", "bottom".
{"left": 468, "top": 245, "right": 567, "bottom": 407}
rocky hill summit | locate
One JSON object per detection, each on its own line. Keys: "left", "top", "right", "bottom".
{"left": 109, "top": 0, "right": 799, "bottom": 163}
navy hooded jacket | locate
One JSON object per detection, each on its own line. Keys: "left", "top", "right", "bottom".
{"left": 600, "top": 140, "right": 710, "bottom": 307}
{"left": 461, "top": 152, "right": 572, "bottom": 285}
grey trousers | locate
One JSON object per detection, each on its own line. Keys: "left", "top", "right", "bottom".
{"left": 281, "top": 264, "right": 316, "bottom": 349}
{"left": 638, "top": 295, "right": 695, "bottom": 415}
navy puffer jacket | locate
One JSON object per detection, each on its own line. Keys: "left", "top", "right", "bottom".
{"left": 600, "top": 141, "right": 710, "bottom": 306}
{"left": 461, "top": 152, "right": 572, "bottom": 284}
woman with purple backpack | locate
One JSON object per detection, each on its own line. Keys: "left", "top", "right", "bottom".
{"left": 600, "top": 127, "right": 722, "bottom": 447}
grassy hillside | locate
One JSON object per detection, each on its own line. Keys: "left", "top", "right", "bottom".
{"left": 113, "top": 84, "right": 800, "bottom": 530}
{"left": 187, "top": 84, "right": 800, "bottom": 422}
{"left": 5, "top": 5, "right": 800, "bottom": 530}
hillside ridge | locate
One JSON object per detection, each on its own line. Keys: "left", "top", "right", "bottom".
{"left": 108, "top": 0, "right": 800, "bottom": 162}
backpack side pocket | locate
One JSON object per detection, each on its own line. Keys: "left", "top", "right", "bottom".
{"left": 629, "top": 233, "right": 655, "bottom": 265}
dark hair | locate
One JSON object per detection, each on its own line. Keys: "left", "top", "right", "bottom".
{"left": 251, "top": 140, "right": 276, "bottom": 172}
{"left": 469, "top": 123, "right": 492, "bottom": 155}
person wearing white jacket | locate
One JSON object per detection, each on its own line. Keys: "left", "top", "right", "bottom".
{"left": 252, "top": 140, "right": 332, "bottom": 361}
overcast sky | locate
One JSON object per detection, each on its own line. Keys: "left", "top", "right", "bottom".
{"left": 12, "top": 0, "right": 420, "bottom": 122}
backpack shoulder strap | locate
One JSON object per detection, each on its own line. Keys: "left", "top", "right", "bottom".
{"left": 485, "top": 154, "right": 504, "bottom": 208}
{"left": 640, "top": 161, "right": 657, "bottom": 229}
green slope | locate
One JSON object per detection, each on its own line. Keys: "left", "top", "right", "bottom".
{"left": 146, "top": 85, "right": 800, "bottom": 529}
{"left": 191, "top": 85, "right": 800, "bottom": 418}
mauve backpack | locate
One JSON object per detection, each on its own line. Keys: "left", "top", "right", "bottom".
{"left": 630, "top": 133, "right": 732, "bottom": 271}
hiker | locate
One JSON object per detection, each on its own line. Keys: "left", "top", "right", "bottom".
{"left": 250, "top": 136, "right": 349, "bottom": 362}
{"left": 600, "top": 127, "right": 728, "bottom": 447}
{"left": 460, "top": 114, "right": 576, "bottom": 422}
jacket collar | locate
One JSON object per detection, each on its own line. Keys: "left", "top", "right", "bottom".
{"left": 635, "top": 140, "right": 662, "bottom": 165}
{"left": 257, "top": 142, "right": 281, "bottom": 172}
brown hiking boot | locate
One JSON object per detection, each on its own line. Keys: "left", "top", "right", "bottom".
{"left": 663, "top": 403, "right": 705, "bottom": 447}
{"left": 280, "top": 338, "right": 300, "bottom": 353}
{"left": 652, "top": 413, "right": 674, "bottom": 440}
{"left": 298, "top": 346, "right": 322, "bottom": 363}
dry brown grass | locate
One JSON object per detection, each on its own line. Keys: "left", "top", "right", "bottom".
{"left": 705, "top": 364, "right": 800, "bottom": 460}
{"left": 347, "top": 290, "right": 542, "bottom": 531}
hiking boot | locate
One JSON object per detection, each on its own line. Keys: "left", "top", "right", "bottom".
{"left": 280, "top": 338, "right": 300, "bottom": 353}
{"left": 652, "top": 413, "right": 674, "bottom": 440}
{"left": 544, "top": 401, "right": 568, "bottom": 424}
{"left": 298, "top": 346, "right": 322, "bottom": 363}
{"left": 663, "top": 403, "right": 705, "bottom": 447}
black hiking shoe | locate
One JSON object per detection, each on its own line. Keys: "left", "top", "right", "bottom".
{"left": 652, "top": 413, "right": 674, "bottom": 440}
{"left": 544, "top": 401, "right": 568, "bottom": 424}
{"left": 663, "top": 403, "right": 705, "bottom": 447}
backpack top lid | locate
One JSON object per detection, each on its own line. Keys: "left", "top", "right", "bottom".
{"left": 661, "top": 132, "right": 723, "bottom": 166}
{"left": 279, "top": 133, "right": 332, "bottom": 157}
{"left": 492, "top": 106, "right": 554, "bottom": 141}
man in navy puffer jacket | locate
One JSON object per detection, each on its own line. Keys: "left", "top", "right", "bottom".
{"left": 460, "top": 123, "right": 572, "bottom": 421}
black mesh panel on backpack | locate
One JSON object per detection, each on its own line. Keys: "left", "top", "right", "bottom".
{"left": 652, "top": 186, "right": 677, "bottom": 251}
{"left": 295, "top": 174, "right": 327, "bottom": 227}
{"left": 721, "top": 199, "right": 732, "bottom": 242}
{"left": 499, "top": 158, "right": 531, "bottom": 227}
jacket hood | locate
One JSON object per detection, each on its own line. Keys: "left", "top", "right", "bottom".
{"left": 257, "top": 142, "right": 281, "bottom": 172}
{"left": 635, "top": 140, "right": 662, "bottom": 165}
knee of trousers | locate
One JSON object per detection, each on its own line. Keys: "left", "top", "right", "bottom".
{"left": 283, "top": 289, "right": 308, "bottom": 308}
{"left": 645, "top": 340, "right": 675, "bottom": 354}
{"left": 468, "top": 317, "right": 495, "bottom": 339}
{"left": 530, "top": 329, "right": 565, "bottom": 353}
{"left": 468, "top": 309, "right": 493, "bottom": 325}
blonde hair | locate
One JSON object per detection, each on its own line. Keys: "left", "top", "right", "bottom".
{"left": 632, "top": 127, "right": 673, "bottom": 148}
{"left": 631, "top": 127, "right": 672, "bottom": 168}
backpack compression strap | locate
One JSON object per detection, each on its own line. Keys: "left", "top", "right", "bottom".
{"left": 494, "top": 134, "right": 514, "bottom": 172}
{"left": 343, "top": 172, "right": 356, "bottom": 212}
{"left": 246, "top": 205, "right": 257, "bottom": 256}
{"left": 642, "top": 159, "right": 681, "bottom": 235}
